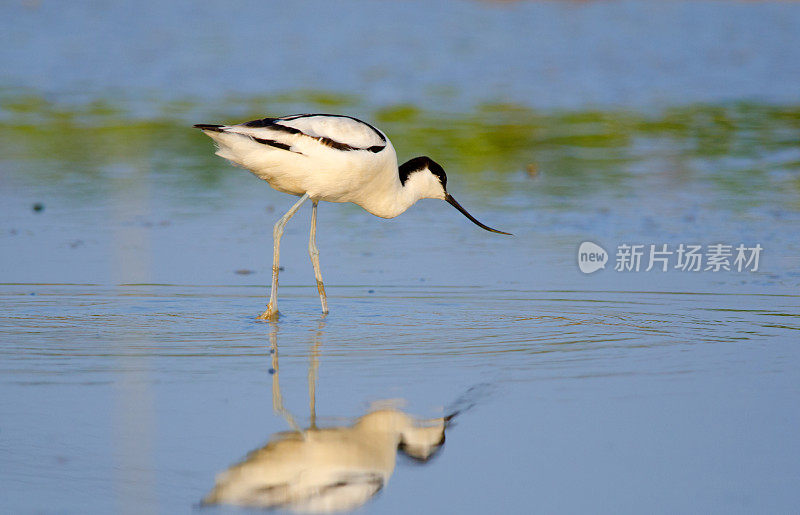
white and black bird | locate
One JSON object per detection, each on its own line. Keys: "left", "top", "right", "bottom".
{"left": 194, "top": 113, "right": 510, "bottom": 319}
{"left": 202, "top": 408, "right": 448, "bottom": 512}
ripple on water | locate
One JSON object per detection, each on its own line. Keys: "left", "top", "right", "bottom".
{"left": 1, "top": 284, "right": 796, "bottom": 382}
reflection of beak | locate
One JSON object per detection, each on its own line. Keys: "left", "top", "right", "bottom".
{"left": 445, "top": 194, "right": 512, "bottom": 235}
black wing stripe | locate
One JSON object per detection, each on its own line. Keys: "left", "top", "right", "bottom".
{"left": 251, "top": 136, "right": 303, "bottom": 154}
{"left": 314, "top": 136, "right": 385, "bottom": 153}
{"left": 242, "top": 118, "right": 277, "bottom": 128}
{"left": 242, "top": 114, "right": 386, "bottom": 152}
{"left": 245, "top": 119, "right": 302, "bottom": 136}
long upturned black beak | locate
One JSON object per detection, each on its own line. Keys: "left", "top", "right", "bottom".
{"left": 445, "top": 194, "right": 512, "bottom": 235}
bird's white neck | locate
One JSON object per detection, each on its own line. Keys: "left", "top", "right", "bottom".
{"left": 358, "top": 170, "right": 444, "bottom": 219}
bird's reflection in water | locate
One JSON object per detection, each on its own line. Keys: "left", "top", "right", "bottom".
{"left": 203, "top": 320, "right": 451, "bottom": 512}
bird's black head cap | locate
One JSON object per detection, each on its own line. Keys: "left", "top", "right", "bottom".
{"left": 399, "top": 156, "right": 447, "bottom": 190}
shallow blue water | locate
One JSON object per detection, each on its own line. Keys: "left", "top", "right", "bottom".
{"left": 3, "top": 1, "right": 800, "bottom": 110}
{"left": 1, "top": 285, "right": 798, "bottom": 512}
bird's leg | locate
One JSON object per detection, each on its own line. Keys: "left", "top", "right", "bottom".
{"left": 257, "top": 193, "right": 310, "bottom": 320}
{"left": 308, "top": 201, "right": 329, "bottom": 314}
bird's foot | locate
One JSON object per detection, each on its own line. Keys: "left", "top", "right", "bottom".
{"left": 256, "top": 304, "right": 278, "bottom": 320}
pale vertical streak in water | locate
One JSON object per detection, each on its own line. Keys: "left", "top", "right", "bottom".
{"left": 308, "top": 320, "right": 324, "bottom": 429}
{"left": 270, "top": 322, "right": 299, "bottom": 431}
{"left": 270, "top": 319, "right": 325, "bottom": 431}
{"left": 111, "top": 163, "right": 157, "bottom": 514}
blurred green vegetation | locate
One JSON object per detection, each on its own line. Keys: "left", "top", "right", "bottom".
{"left": 1, "top": 90, "right": 798, "bottom": 208}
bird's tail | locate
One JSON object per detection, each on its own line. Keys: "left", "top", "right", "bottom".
{"left": 193, "top": 123, "right": 224, "bottom": 132}
{"left": 193, "top": 124, "right": 242, "bottom": 164}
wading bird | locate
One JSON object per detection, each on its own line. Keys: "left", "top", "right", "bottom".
{"left": 194, "top": 114, "right": 510, "bottom": 318}
{"left": 203, "top": 408, "right": 447, "bottom": 511}
{"left": 203, "top": 321, "right": 450, "bottom": 512}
